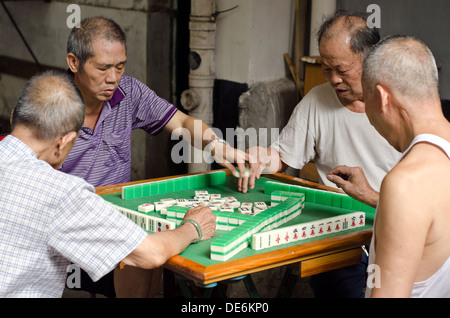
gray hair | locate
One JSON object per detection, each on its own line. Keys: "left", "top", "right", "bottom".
{"left": 362, "top": 35, "right": 439, "bottom": 100}
{"left": 318, "top": 10, "right": 380, "bottom": 59}
{"left": 67, "top": 16, "right": 127, "bottom": 72}
{"left": 11, "top": 70, "right": 85, "bottom": 141}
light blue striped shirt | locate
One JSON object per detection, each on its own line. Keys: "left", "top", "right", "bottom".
{"left": 59, "top": 73, "right": 178, "bottom": 187}
{"left": 0, "top": 135, "right": 147, "bottom": 297}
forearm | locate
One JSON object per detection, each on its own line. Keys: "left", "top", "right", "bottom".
{"left": 165, "top": 111, "right": 217, "bottom": 151}
{"left": 122, "top": 223, "right": 198, "bottom": 269}
{"left": 361, "top": 190, "right": 379, "bottom": 208}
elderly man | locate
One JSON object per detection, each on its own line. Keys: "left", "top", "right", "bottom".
{"left": 0, "top": 71, "right": 216, "bottom": 298}
{"left": 329, "top": 36, "right": 450, "bottom": 298}
{"left": 242, "top": 11, "right": 402, "bottom": 298}
{"left": 62, "top": 16, "right": 245, "bottom": 297}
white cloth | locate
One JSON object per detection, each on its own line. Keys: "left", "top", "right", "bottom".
{"left": 0, "top": 135, "right": 148, "bottom": 297}
{"left": 271, "top": 82, "right": 401, "bottom": 190}
{"left": 366, "top": 134, "right": 450, "bottom": 298}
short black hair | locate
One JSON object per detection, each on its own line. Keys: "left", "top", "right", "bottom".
{"left": 67, "top": 16, "right": 127, "bottom": 71}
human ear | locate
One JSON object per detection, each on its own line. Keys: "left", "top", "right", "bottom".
{"left": 376, "top": 84, "right": 390, "bottom": 115}
{"left": 55, "top": 131, "right": 78, "bottom": 156}
{"left": 61, "top": 131, "right": 78, "bottom": 151}
{"left": 66, "top": 53, "right": 80, "bottom": 73}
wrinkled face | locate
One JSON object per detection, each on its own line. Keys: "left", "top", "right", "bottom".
{"left": 75, "top": 37, "right": 127, "bottom": 102}
{"left": 319, "top": 34, "right": 364, "bottom": 107}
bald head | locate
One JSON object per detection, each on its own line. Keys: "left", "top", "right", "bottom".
{"left": 11, "top": 71, "right": 85, "bottom": 141}
{"left": 362, "top": 36, "right": 440, "bottom": 102}
{"left": 318, "top": 10, "right": 380, "bottom": 59}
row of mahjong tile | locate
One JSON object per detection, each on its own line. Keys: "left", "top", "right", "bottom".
{"left": 137, "top": 190, "right": 269, "bottom": 216}
{"left": 251, "top": 211, "right": 366, "bottom": 251}
{"left": 210, "top": 197, "right": 305, "bottom": 261}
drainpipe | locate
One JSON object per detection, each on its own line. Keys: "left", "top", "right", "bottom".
{"left": 181, "top": 0, "right": 216, "bottom": 174}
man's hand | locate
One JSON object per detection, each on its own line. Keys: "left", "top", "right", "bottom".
{"left": 210, "top": 141, "right": 249, "bottom": 187}
{"left": 232, "top": 146, "right": 283, "bottom": 194}
{"left": 183, "top": 205, "right": 216, "bottom": 242}
{"left": 327, "top": 165, "right": 379, "bottom": 208}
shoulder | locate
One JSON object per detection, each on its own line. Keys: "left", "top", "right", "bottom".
{"left": 119, "top": 74, "right": 146, "bottom": 93}
{"left": 302, "top": 82, "right": 332, "bottom": 102}
{"left": 300, "top": 82, "right": 341, "bottom": 111}
{"left": 380, "top": 144, "right": 448, "bottom": 208}
{"left": 119, "top": 73, "right": 163, "bottom": 104}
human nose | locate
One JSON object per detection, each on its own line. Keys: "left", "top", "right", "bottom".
{"left": 328, "top": 70, "right": 343, "bottom": 85}
{"left": 105, "top": 68, "right": 120, "bottom": 84}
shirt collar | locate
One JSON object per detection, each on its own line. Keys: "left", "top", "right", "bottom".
{"left": 1, "top": 135, "right": 37, "bottom": 160}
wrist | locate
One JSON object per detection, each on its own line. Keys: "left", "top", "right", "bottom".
{"left": 367, "top": 191, "right": 380, "bottom": 208}
{"left": 179, "top": 219, "right": 202, "bottom": 244}
{"left": 205, "top": 137, "right": 228, "bottom": 156}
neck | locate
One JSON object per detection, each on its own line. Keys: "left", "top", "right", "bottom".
{"left": 11, "top": 126, "right": 54, "bottom": 164}
{"left": 397, "top": 101, "right": 450, "bottom": 152}
{"left": 342, "top": 98, "right": 366, "bottom": 113}
{"left": 73, "top": 75, "right": 103, "bottom": 113}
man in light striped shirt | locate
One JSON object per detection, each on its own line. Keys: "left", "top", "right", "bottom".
{"left": 0, "top": 71, "right": 216, "bottom": 298}
{"left": 61, "top": 17, "right": 245, "bottom": 297}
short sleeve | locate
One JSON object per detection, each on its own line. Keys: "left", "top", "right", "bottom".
{"left": 271, "top": 96, "right": 317, "bottom": 170}
{"left": 47, "top": 182, "right": 147, "bottom": 282}
{"left": 128, "top": 76, "right": 178, "bottom": 135}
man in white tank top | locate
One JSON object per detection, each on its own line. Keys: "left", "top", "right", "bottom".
{"left": 327, "top": 36, "right": 450, "bottom": 297}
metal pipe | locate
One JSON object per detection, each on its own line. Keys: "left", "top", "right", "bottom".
{"left": 181, "top": 0, "right": 216, "bottom": 173}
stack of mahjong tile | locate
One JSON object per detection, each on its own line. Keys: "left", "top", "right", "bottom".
{"left": 138, "top": 190, "right": 270, "bottom": 224}
{"left": 210, "top": 195, "right": 305, "bottom": 261}
{"left": 111, "top": 203, "right": 177, "bottom": 233}
{"left": 250, "top": 190, "right": 366, "bottom": 251}
{"left": 146, "top": 191, "right": 270, "bottom": 231}
{"left": 251, "top": 211, "right": 366, "bottom": 251}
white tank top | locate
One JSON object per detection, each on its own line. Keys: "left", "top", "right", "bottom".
{"left": 366, "top": 134, "right": 450, "bottom": 298}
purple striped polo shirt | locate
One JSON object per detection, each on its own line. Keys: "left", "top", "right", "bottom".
{"left": 59, "top": 73, "right": 178, "bottom": 187}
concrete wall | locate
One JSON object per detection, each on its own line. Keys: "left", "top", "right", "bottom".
{"left": 0, "top": 0, "right": 166, "bottom": 181}
{"left": 214, "top": 0, "right": 299, "bottom": 154}
{"left": 215, "top": 0, "right": 295, "bottom": 85}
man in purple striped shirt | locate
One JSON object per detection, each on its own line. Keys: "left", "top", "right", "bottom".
{"left": 61, "top": 17, "right": 248, "bottom": 297}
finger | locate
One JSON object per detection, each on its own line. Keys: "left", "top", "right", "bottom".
{"left": 219, "top": 160, "right": 238, "bottom": 177}
{"left": 248, "top": 162, "right": 261, "bottom": 190}
{"left": 326, "top": 173, "right": 347, "bottom": 188}
{"left": 241, "top": 175, "right": 249, "bottom": 193}
{"left": 328, "top": 165, "right": 352, "bottom": 180}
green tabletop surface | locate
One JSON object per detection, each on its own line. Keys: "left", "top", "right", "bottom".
{"left": 101, "top": 174, "right": 374, "bottom": 266}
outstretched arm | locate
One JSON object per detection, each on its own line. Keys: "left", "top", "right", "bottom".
{"left": 122, "top": 205, "right": 216, "bottom": 269}
{"left": 165, "top": 111, "right": 249, "bottom": 178}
